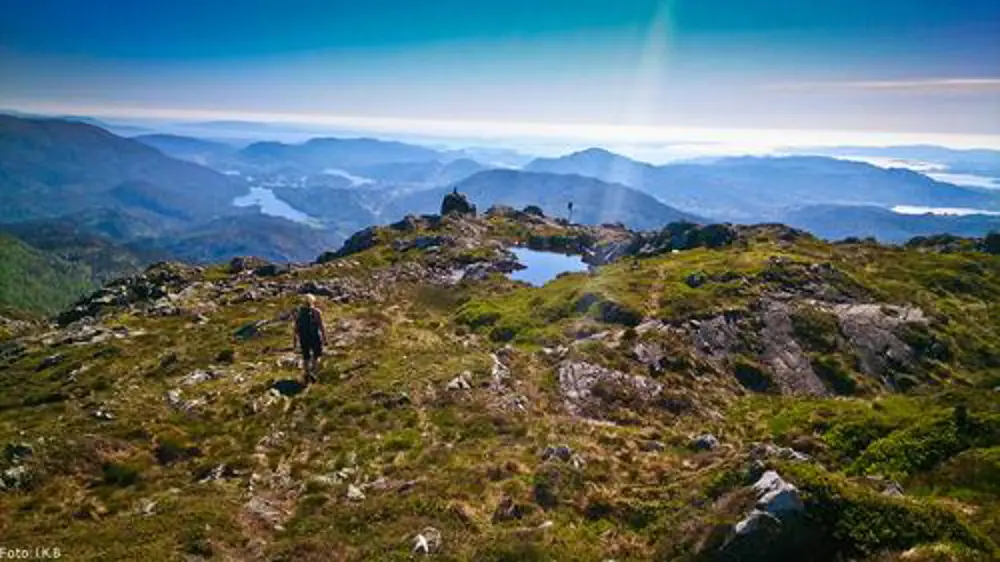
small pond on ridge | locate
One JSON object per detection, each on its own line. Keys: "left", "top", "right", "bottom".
{"left": 508, "top": 247, "right": 590, "bottom": 286}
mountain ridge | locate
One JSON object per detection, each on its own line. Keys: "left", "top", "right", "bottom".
{"left": 381, "top": 169, "right": 704, "bottom": 229}
{"left": 239, "top": 136, "right": 445, "bottom": 173}
{"left": 0, "top": 115, "right": 248, "bottom": 226}
{"left": 526, "top": 149, "right": 1000, "bottom": 222}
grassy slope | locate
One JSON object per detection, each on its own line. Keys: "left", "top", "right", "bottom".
{"left": 0, "top": 234, "right": 96, "bottom": 316}
{"left": 0, "top": 217, "right": 998, "bottom": 561}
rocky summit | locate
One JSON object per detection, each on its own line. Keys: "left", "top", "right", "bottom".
{"left": 1, "top": 200, "right": 999, "bottom": 561}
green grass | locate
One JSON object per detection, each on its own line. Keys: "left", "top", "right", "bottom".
{"left": 785, "top": 462, "right": 996, "bottom": 557}
{"left": 2, "top": 215, "right": 1000, "bottom": 560}
{"left": 851, "top": 411, "right": 1000, "bottom": 479}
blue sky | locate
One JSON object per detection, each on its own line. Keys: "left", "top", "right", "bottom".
{"left": 1, "top": 0, "right": 998, "bottom": 146}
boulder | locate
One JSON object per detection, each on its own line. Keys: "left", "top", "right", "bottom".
{"left": 228, "top": 256, "right": 269, "bottom": 274}
{"left": 523, "top": 205, "right": 545, "bottom": 217}
{"left": 710, "top": 470, "right": 812, "bottom": 561}
{"left": 685, "top": 272, "right": 707, "bottom": 288}
{"left": 347, "top": 484, "right": 366, "bottom": 501}
{"left": 253, "top": 263, "right": 290, "bottom": 277}
{"left": 35, "top": 354, "right": 65, "bottom": 371}
{"left": 181, "top": 369, "right": 225, "bottom": 386}
{"left": 3, "top": 443, "right": 32, "bottom": 463}
{"left": 541, "top": 445, "right": 574, "bottom": 462}
{"left": 752, "top": 471, "right": 804, "bottom": 516}
{"left": 691, "top": 434, "right": 721, "bottom": 451}
{"left": 445, "top": 372, "right": 472, "bottom": 391}
{"left": 390, "top": 215, "right": 421, "bottom": 232}
{"left": 412, "top": 526, "right": 442, "bottom": 554}
{"left": 0, "top": 465, "right": 33, "bottom": 491}
{"left": 733, "top": 509, "right": 780, "bottom": 537}
{"left": 317, "top": 226, "right": 379, "bottom": 263}
{"left": 749, "top": 443, "right": 811, "bottom": 462}
{"left": 165, "top": 389, "right": 203, "bottom": 413}
{"left": 832, "top": 303, "right": 926, "bottom": 378}
{"left": 632, "top": 342, "right": 667, "bottom": 375}
{"left": 492, "top": 495, "right": 526, "bottom": 522}
{"left": 691, "top": 312, "right": 746, "bottom": 361}
{"left": 485, "top": 205, "right": 516, "bottom": 218}
{"left": 557, "top": 360, "right": 663, "bottom": 420}
{"left": 441, "top": 190, "right": 476, "bottom": 216}
{"left": 297, "top": 280, "right": 338, "bottom": 298}
{"left": 234, "top": 320, "right": 269, "bottom": 340}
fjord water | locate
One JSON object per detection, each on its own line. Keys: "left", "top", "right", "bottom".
{"left": 232, "top": 187, "right": 314, "bottom": 223}
{"left": 892, "top": 205, "right": 1000, "bottom": 217}
{"left": 509, "top": 247, "right": 589, "bottom": 286}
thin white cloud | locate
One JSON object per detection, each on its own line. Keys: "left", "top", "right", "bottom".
{"left": 765, "top": 78, "right": 1000, "bottom": 92}
{"left": 6, "top": 99, "right": 1000, "bottom": 150}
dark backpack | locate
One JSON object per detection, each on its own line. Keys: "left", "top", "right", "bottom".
{"left": 295, "top": 306, "right": 321, "bottom": 340}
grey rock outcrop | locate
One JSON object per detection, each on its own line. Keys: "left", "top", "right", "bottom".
{"left": 714, "top": 470, "right": 810, "bottom": 560}
{"left": 316, "top": 226, "right": 379, "bottom": 263}
{"left": 833, "top": 303, "right": 926, "bottom": 378}
{"left": 750, "top": 443, "right": 811, "bottom": 462}
{"left": 441, "top": 190, "right": 476, "bottom": 216}
{"left": 751, "top": 471, "right": 804, "bottom": 518}
{"left": 557, "top": 360, "right": 663, "bottom": 420}
{"left": 758, "top": 300, "right": 827, "bottom": 396}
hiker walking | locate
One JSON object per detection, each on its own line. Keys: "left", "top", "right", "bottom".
{"left": 567, "top": 201, "right": 574, "bottom": 223}
{"left": 293, "top": 294, "right": 327, "bottom": 384}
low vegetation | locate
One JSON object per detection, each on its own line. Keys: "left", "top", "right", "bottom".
{"left": 0, "top": 211, "right": 998, "bottom": 560}
{"left": 0, "top": 234, "right": 96, "bottom": 315}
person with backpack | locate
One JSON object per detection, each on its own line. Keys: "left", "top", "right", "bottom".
{"left": 292, "top": 294, "right": 327, "bottom": 384}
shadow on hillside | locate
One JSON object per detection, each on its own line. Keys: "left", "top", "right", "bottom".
{"left": 270, "top": 379, "right": 306, "bottom": 397}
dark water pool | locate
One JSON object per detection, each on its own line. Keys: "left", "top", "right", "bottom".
{"left": 509, "top": 248, "right": 589, "bottom": 286}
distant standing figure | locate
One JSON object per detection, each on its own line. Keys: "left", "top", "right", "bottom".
{"left": 567, "top": 201, "right": 574, "bottom": 223}
{"left": 293, "top": 294, "right": 327, "bottom": 384}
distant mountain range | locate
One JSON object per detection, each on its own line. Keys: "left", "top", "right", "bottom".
{"left": 2, "top": 113, "right": 998, "bottom": 282}
{"left": 0, "top": 115, "right": 348, "bottom": 265}
{"left": 779, "top": 205, "right": 1000, "bottom": 243}
{"left": 381, "top": 169, "right": 703, "bottom": 229}
{"left": 0, "top": 115, "right": 247, "bottom": 226}
{"left": 440, "top": 146, "right": 535, "bottom": 168}
{"left": 0, "top": 109, "right": 155, "bottom": 136}
{"left": 239, "top": 137, "right": 443, "bottom": 173}
{"left": 133, "top": 133, "right": 240, "bottom": 167}
{"left": 136, "top": 133, "right": 492, "bottom": 187}
{"left": 355, "top": 158, "right": 488, "bottom": 186}
{"left": 799, "top": 145, "right": 1000, "bottom": 178}
{"left": 525, "top": 148, "right": 1000, "bottom": 222}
